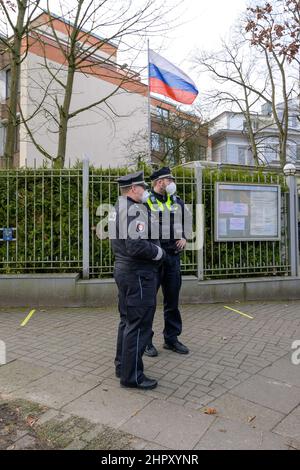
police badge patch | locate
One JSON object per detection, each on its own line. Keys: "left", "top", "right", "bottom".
{"left": 136, "top": 221, "right": 145, "bottom": 232}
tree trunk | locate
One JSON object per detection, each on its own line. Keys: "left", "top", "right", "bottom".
{"left": 55, "top": 66, "right": 75, "bottom": 168}
{"left": 3, "top": 1, "right": 27, "bottom": 168}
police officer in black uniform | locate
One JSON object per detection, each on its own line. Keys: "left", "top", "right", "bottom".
{"left": 110, "top": 171, "right": 164, "bottom": 390}
{"left": 144, "top": 167, "right": 190, "bottom": 357}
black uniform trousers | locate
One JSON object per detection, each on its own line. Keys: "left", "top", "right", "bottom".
{"left": 114, "top": 267, "right": 158, "bottom": 386}
{"left": 150, "top": 252, "right": 182, "bottom": 345}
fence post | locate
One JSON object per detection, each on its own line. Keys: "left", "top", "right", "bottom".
{"left": 82, "top": 156, "right": 90, "bottom": 279}
{"left": 284, "top": 163, "right": 299, "bottom": 277}
{"left": 194, "top": 161, "right": 204, "bottom": 281}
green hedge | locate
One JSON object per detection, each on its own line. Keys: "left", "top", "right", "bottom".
{"left": 0, "top": 165, "right": 289, "bottom": 278}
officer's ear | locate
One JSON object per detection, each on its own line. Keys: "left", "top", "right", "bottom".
{"left": 154, "top": 179, "right": 161, "bottom": 190}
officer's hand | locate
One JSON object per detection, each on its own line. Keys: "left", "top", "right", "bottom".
{"left": 176, "top": 238, "right": 187, "bottom": 251}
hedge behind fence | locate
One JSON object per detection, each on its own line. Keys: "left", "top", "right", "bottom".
{"left": 0, "top": 165, "right": 289, "bottom": 278}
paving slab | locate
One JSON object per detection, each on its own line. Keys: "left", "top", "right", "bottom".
{"left": 10, "top": 370, "right": 99, "bottom": 409}
{"left": 259, "top": 355, "right": 300, "bottom": 387}
{"left": 1, "top": 302, "right": 300, "bottom": 450}
{"left": 273, "top": 407, "right": 300, "bottom": 442}
{"left": 194, "top": 417, "right": 291, "bottom": 450}
{"left": 62, "top": 383, "right": 153, "bottom": 428}
{"left": 204, "top": 393, "right": 284, "bottom": 431}
{"left": 120, "top": 399, "right": 215, "bottom": 450}
{"left": 292, "top": 405, "right": 300, "bottom": 417}
{"left": 230, "top": 375, "right": 300, "bottom": 414}
{"left": 0, "top": 360, "right": 51, "bottom": 394}
{"left": 142, "top": 442, "right": 170, "bottom": 450}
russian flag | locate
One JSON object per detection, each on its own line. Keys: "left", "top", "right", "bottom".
{"left": 148, "top": 49, "right": 198, "bottom": 105}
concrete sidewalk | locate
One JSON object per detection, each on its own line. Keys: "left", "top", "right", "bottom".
{"left": 0, "top": 301, "right": 300, "bottom": 450}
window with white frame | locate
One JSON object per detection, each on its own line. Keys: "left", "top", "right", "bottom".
{"left": 288, "top": 114, "right": 299, "bottom": 129}
{"left": 220, "top": 146, "right": 226, "bottom": 161}
{"left": 165, "top": 137, "right": 175, "bottom": 155}
{"left": 164, "top": 137, "right": 175, "bottom": 164}
{"left": 237, "top": 146, "right": 248, "bottom": 165}
{"left": 212, "top": 146, "right": 226, "bottom": 162}
{"left": 243, "top": 119, "right": 258, "bottom": 132}
{"left": 263, "top": 144, "right": 278, "bottom": 163}
{"left": 156, "top": 107, "right": 169, "bottom": 120}
{"left": 151, "top": 132, "right": 160, "bottom": 152}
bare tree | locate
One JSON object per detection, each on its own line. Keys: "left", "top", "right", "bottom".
{"left": 246, "top": 0, "right": 300, "bottom": 65}
{"left": 245, "top": 0, "right": 300, "bottom": 164}
{"left": 155, "top": 109, "right": 207, "bottom": 166}
{"left": 194, "top": 35, "right": 273, "bottom": 166}
{"left": 195, "top": 10, "right": 299, "bottom": 167}
{"left": 18, "top": 0, "right": 181, "bottom": 168}
{"left": 124, "top": 103, "right": 207, "bottom": 167}
{"left": 0, "top": 0, "right": 41, "bottom": 168}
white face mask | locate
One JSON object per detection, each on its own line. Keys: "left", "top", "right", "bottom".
{"left": 166, "top": 182, "right": 176, "bottom": 195}
{"left": 141, "top": 189, "right": 150, "bottom": 203}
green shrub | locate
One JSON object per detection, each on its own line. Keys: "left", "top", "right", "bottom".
{"left": 0, "top": 165, "right": 289, "bottom": 279}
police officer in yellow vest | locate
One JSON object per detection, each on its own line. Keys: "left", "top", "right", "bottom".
{"left": 144, "top": 167, "right": 190, "bottom": 356}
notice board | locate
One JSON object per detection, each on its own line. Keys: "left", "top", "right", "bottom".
{"left": 214, "top": 182, "right": 281, "bottom": 241}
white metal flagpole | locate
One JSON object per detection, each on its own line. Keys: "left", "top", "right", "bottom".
{"left": 147, "top": 39, "right": 152, "bottom": 165}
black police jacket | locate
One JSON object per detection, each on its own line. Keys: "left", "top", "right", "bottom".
{"left": 147, "top": 190, "right": 191, "bottom": 255}
{"left": 110, "top": 196, "right": 162, "bottom": 271}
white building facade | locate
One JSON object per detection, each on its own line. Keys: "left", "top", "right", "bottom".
{"left": 0, "top": 12, "right": 167, "bottom": 168}
{"left": 209, "top": 101, "right": 300, "bottom": 167}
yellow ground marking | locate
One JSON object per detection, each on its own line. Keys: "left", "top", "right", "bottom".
{"left": 20, "top": 309, "right": 37, "bottom": 327}
{"left": 223, "top": 305, "right": 254, "bottom": 320}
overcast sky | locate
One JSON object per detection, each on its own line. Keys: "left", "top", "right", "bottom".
{"left": 34, "top": 0, "right": 248, "bottom": 93}
{"left": 21, "top": 0, "right": 250, "bottom": 110}
{"left": 151, "top": 0, "right": 248, "bottom": 74}
{"left": 143, "top": 0, "right": 249, "bottom": 103}
{"left": 116, "top": 0, "right": 250, "bottom": 96}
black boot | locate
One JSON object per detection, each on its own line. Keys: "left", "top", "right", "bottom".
{"left": 163, "top": 340, "right": 189, "bottom": 355}
{"left": 144, "top": 344, "right": 158, "bottom": 357}
{"left": 121, "top": 376, "right": 158, "bottom": 390}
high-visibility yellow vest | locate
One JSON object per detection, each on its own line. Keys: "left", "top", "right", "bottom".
{"left": 146, "top": 193, "right": 179, "bottom": 212}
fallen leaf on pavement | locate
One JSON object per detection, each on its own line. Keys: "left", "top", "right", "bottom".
{"left": 204, "top": 407, "right": 217, "bottom": 415}
{"left": 26, "top": 415, "right": 39, "bottom": 427}
{"left": 247, "top": 416, "right": 256, "bottom": 423}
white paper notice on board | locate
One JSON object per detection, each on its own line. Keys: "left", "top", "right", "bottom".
{"left": 229, "top": 217, "right": 245, "bottom": 231}
{"left": 250, "top": 191, "right": 277, "bottom": 236}
{"left": 233, "top": 203, "right": 248, "bottom": 216}
{"left": 219, "top": 201, "right": 234, "bottom": 214}
{"left": 219, "top": 218, "right": 227, "bottom": 236}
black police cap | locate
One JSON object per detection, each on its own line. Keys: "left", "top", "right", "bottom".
{"left": 116, "top": 170, "right": 148, "bottom": 188}
{"left": 150, "top": 166, "right": 175, "bottom": 181}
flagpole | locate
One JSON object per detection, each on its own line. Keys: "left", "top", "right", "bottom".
{"left": 147, "top": 39, "right": 152, "bottom": 166}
